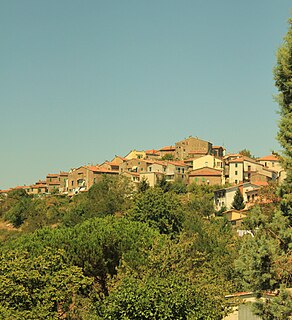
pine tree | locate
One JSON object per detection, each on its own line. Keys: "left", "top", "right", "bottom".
{"left": 235, "top": 17, "right": 292, "bottom": 319}
{"left": 274, "top": 17, "right": 292, "bottom": 224}
{"left": 232, "top": 188, "right": 245, "bottom": 210}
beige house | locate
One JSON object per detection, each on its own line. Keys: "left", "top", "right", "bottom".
{"left": 68, "top": 165, "right": 118, "bottom": 195}
{"left": 159, "top": 146, "right": 176, "bottom": 159}
{"left": 212, "top": 146, "right": 225, "bottom": 158}
{"left": 222, "top": 209, "right": 247, "bottom": 227}
{"left": 121, "top": 171, "right": 141, "bottom": 190}
{"left": 27, "top": 180, "right": 48, "bottom": 195}
{"left": 140, "top": 171, "right": 164, "bottom": 187}
{"left": 257, "top": 154, "right": 282, "bottom": 172}
{"left": 119, "top": 158, "right": 151, "bottom": 174}
{"left": 165, "top": 161, "right": 188, "bottom": 182}
{"left": 192, "top": 154, "right": 223, "bottom": 171}
{"left": 189, "top": 167, "right": 223, "bottom": 185}
{"left": 99, "top": 156, "right": 125, "bottom": 172}
{"left": 258, "top": 154, "right": 287, "bottom": 183}
{"left": 227, "top": 156, "right": 265, "bottom": 185}
{"left": 175, "top": 136, "right": 212, "bottom": 160}
{"left": 124, "top": 149, "right": 146, "bottom": 160}
{"left": 214, "top": 182, "right": 260, "bottom": 211}
{"left": 145, "top": 149, "right": 160, "bottom": 160}
{"left": 46, "top": 171, "right": 68, "bottom": 194}
{"left": 224, "top": 292, "right": 274, "bottom": 320}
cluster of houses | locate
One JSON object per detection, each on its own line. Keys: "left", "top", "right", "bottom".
{"left": 1, "top": 136, "right": 286, "bottom": 217}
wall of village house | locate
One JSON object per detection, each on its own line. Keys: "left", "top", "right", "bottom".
{"left": 119, "top": 159, "right": 148, "bottom": 174}
{"left": 192, "top": 155, "right": 223, "bottom": 171}
{"left": 68, "top": 167, "right": 93, "bottom": 193}
{"left": 140, "top": 172, "right": 163, "bottom": 187}
{"left": 229, "top": 163, "right": 244, "bottom": 184}
{"left": 258, "top": 160, "right": 282, "bottom": 172}
{"left": 175, "top": 138, "right": 212, "bottom": 160}
{"left": 189, "top": 175, "right": 221, "bottom": 186}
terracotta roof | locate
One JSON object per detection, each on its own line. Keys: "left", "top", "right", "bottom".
{"left": 189, "top": 168, "right": 222, "bottom": 176}
{"left": 0, "top": 189, "right": 12, "bottom": 193}
{"left": 212, "top": 146, "right": 225, "bottom": 149}
{"left": 188, "top": 150, "right": 208, "bottom": 154}
{"left": 31, "top": 184, "right": 47, "bottom": 189}
{"left": 258, "top": 155, "right": 279, "bottom": 161}
{"left": 87, "top": 166, "right": 118, "bottom": 174}
{"left": 145, "top": 149, "right": 159, "bottom": 155}
{"left": 167, "top": 161, "right": 188, "bottom": 167}
{"left": 159, "top": 146, "right": 175, "bottom": 151}
{"left": 252, "top": 181, "right": 269, "bottom": 187}
{"left": 46, "top": 173, "right": 58, "bottom": 178}
{"left": 229, "top": 158, "right": 244, "bottom": 163}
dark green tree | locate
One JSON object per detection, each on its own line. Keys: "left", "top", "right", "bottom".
{"left": 274, "top": 17, "right": 292, "bottom": 224}
{"left": 239, "top": 148, "right": 255, "bottom": 158}
{"left": 87, "top": 175, "right": 132, "bottom": 217}
{"left": 137, "top": 176, "right": 150, "bottom": 193}
{"left": 156, "top": 175, "right": 171, "bottom": 192}
{"left": 127, "top": 187, "right": 184, "bottom": 237}
{"left": 232, "top": 188, "right": 245, "bottom": 210}
{"left": 161, "top": 153, "right": 174, "bottom": 161}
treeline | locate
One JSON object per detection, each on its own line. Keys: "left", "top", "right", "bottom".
{"left": 0, "top": 177, "right": 239, "bottom": 319}
{"left": 0, "top": 174, "right": 291, "bottom": 319}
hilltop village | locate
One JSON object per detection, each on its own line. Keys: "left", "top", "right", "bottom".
{"left": 1, "top": 136, "right": 285, "bottom": 213}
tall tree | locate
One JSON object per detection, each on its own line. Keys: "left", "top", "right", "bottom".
{"left": 232, "top": 188, "right": 245, "bottom": 210}
{"left": 274, "top": 17, "right": 292, "bottom": 224}
{"left": 235, "top": 17, "right": 292, "bottom": 319}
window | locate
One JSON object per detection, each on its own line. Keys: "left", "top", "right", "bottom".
{"left": 182, "top": 168, "right": 185, "bottom": 173}
{"left": 235, "top": 171, "right": 238, "bottom": 175}
{"left": 149, "top": 167, "right": 152, "bottom": 172}
{"left": 235, "top": 163, "right": 238, "bottom": 168}
{"left": 235, "top": 180, "right": 238, "bottom": 184}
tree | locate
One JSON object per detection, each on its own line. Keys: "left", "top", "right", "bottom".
{"left": 274, "top": 17, "right": 292, "bottom": 224}
{"left": 2, "top": 189, "right": 32, "bottom": 227}
{"left": 137, "top": 176, "right": 149, "bottom": 193}
{"left": 127, "top": 187, "right": 184, "bottom": 237}
{"left": 87, "top": 175, "right": 132, "bottom": 217}
{"left": 0, "top": 248, "right": 93, "bottom": 319}
{"left": 161, "top": 154, "right": 174, "bottom": 161}
{"left": 232, "top": 188, "right": 245, "bottom": 210}
{"left": 239, "top": 148, "right": 254, "bottom": 158}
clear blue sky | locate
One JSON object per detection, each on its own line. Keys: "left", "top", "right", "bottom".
{"left": 1, "top": 1, "right": 291, "bottom": 189}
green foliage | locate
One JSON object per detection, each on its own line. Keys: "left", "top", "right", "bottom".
{"left": 137, "top": 176, "right": 150, "bottom": 193}
{"left": 161, "top": 153, "right": 174, "bottom": 160}
{"left": 157, "top": 175, "right": 171, "bottom": 192}
{"left": 128, "top": 187, "right": 184, "bottom": 237}
{"left": 0, "top": 248, "right": 92, "bottom": 319}
{"left": 235, "top": 206, "right": 292, "bottom": 316}
{"left": 2, "top": 190, "right": 32, "bottom": 227}
{"left": 274, "top": 17, "right": 292, "bottom": 224}
{"left": 187, "top": 184, "right": 217, "bottom": 218}
{"left": 98, "top": 274, "right": 223, "bottom": 320}
{"left": 8, "top": 216, "right": 162, "bottom": 297}
{"left": 232, "top": 188, "right": 245, "bottom": 210}
{"left": 170, "top": 178, "right": 187, "bottom": 194}
{"left": 253, "top": 286, "right": 292, "bottom": 320}
{"left": 87, "top": 175, "right": 132, "bottom": 217}
{"left": 239, "top": 148, "right": 255, "bottom": 158}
